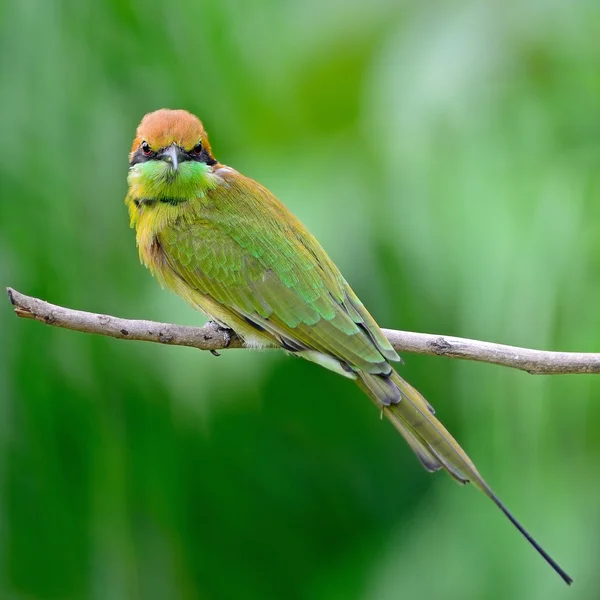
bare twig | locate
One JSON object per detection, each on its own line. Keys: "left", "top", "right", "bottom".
{"left": 7, "top": 287, "right": 600, "bottom": 375}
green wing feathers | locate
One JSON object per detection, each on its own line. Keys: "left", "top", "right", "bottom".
{"left": 157, "top": 173, "right": 398, "bottom": 374}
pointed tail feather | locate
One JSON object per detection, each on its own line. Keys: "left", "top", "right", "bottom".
{"left": 357, "top": 371, "right": 573, "bottom": 585}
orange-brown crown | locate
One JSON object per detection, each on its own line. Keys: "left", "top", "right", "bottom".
{"left": 131, "top": 109, "right": 212, "bottom": 154}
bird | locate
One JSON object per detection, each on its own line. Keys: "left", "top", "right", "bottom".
{"left": 125, "top": 108, "right": 572, "bottom": 584}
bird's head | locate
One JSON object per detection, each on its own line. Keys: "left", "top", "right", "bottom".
{"left": 128, "top": 109, "right": 218, "bottom": 203}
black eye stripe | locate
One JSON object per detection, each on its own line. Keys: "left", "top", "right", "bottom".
{"left": 188, "top": 146, "right": 217, "bottom": 166}
{"left": 129, "top": 146, "right": 156, "bottom": 166}
{"left": 128, "top": 145, "right": 217, "bottom": 167}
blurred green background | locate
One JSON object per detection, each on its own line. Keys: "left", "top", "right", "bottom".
{"left": 1, "top": 0, "right": 599, "bottom": 598}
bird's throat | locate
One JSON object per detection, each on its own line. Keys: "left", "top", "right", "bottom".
{"left": 127, "top": 160, "right": 217, "bottom": 204}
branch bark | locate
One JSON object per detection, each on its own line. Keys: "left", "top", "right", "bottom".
{"left": 7, "top": 287, "right": 600, "bottom": 375}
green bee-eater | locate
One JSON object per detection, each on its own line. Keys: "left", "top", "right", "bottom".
{"left": 126, "top": 109, "right": 571, "bottom": 584}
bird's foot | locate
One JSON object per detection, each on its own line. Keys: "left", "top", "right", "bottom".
{"left": 205, "top": 320, "right": 237, "bottom": 354}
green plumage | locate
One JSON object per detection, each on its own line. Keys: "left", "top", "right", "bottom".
{"left": 126, "top": 109, "right": 572, "bottom": 584}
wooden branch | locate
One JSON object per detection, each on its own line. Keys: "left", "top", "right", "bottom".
{"left": 7, "top": 287, "right": 600, "bottom": 375}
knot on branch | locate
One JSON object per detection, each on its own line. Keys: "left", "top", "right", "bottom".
{"left": 429, "top": 336, "right": 453, "bottom": 355}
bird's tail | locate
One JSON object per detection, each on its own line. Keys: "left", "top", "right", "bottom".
{"left": 357, "top": 370, "right": 573, "bottom": 585}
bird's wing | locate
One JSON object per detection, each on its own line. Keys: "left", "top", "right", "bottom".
{"left": 157, "top": 171, "right": 399, "bottom": 375}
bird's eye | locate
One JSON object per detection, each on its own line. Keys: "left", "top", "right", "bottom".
{"left": 192, "top": 142, "right": 203, "bottom": 155}
{"left": 141, "top": 141, "right": 152, "bottom": 156}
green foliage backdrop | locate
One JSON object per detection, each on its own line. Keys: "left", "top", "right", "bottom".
{"left": 1, "top": 1, "right": 599, "bottom": 598}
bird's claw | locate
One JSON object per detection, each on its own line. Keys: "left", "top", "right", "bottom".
{"left": 206, "top": 320, "right": 236, "bottom": 349}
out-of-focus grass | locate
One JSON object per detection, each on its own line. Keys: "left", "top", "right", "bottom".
{"left": 1, "top": 0, "right": 598, "bottom": 598}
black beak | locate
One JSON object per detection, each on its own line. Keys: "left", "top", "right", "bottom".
{"left": 158, "top": 144, "right": 188, "bottom": 171}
